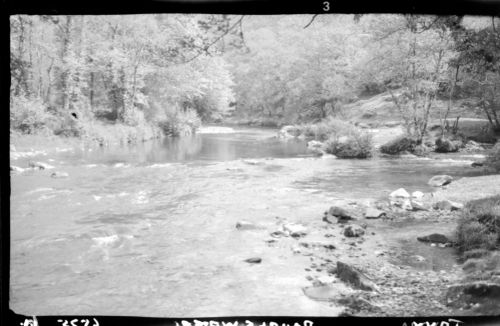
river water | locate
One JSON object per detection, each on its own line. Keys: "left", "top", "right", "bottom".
{"left": 10, "top": 126, "right": 489, "bottom": 316}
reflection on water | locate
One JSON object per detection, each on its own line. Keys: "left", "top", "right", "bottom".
{"left": 64, "top": 126, "right": 311, "bottom": 165}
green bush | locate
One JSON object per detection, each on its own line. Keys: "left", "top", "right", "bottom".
{"left": 456, "top": 195, "right": 500, "bottom": 254}
{"left": 485, "top": 142, "right": 500, "bottom": 172}
{"left": 159, "top": 108, "right": 201, "bottom": 137}
{"left": 301, "top": 117, "right": 358, "bottom": 142}
{"left": 325, "top": 133, "right": 373, "bottom": 158}
{"left": 10, "top": 95, "right": 52, "bottom": 134}
{"left": 122, "top": 107, "right": 146, "bottom": 127}
{"left": 380, "top": 136, "right": 417, "bottom": 155}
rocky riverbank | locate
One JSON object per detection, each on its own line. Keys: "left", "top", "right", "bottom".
{"left": 237, "top": 174, "right": 500, "bottom": 316}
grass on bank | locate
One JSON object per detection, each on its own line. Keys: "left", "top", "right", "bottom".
{"left": 10, "top": 95, "right": 202, "bottom": 145}
{"left": 456, "top": 195, "right": 500, "bottom": 254}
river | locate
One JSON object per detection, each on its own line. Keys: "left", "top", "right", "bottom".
{"left": 10, "top": 125, "right": 489, "bottom": 316}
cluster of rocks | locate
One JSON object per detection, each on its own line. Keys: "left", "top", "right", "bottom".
{"left": 11, "top": 161, "right": 69, "bottom": 178}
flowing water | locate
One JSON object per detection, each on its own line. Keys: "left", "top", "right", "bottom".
{"left": 10, "top": 126, "right": 489, "bottom": 316}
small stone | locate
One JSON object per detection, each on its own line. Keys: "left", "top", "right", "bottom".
{"left": 244, "top": 257, "right": 262, "bottom": 264}
{"left": 364, "top": 208, "right": 386, "bottom": 219}
{"left": 283, "top": 223, "right": 308, "bottom": 238}
{"left": 236, "top": 221, "right": 260, "bottom": 230}
{"left": 51, "top": 171, "right": 69, "bottom": 178}
{"left": 344, "top": 225, "right": 365, "bottom": 237}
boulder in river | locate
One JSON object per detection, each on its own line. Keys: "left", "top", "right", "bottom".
{"left": 244, "top": 257, "right": 262, "bottom": 264}
{"left": 411, "top": 191, "right": 425, "bottom": 199}
{"left": 10, "top": 166, "right": 24, "bottom": 174}
{"left": 336, "top": 261, "right": 379, "bottom": 292}
{"left": 389, "top": 188, "right": 411, "bottom": 198}
{"left": 29, "top": 161, "right": 54, "bottom": 170}
{"left": 51, "top": 171, "right": 69, "bottom": 178}
{"left": 417, "top": 233, "right": 451, "bottom": 244}
{"left": 327, "top": 206, "right": 354, "bottom": 221}
{"left": 435, "top": 137, "right": 461, "bottom": 153}
{"left": 344, "top": 225, "right": 365, "bottom": 237}
{"left": 364, "top": 207, "right": 386, "bottom": 219}
{"left": 236, "top": 221, "right": 260, "bottom": 230}
{"left": 389, "top": 188, "right": 413, "bottom": 210}
{"left": 428, "top": 175, "right": 453, "bottom": 187}
{"left": 433, "top": 200, "right": 464, "bottom": 211}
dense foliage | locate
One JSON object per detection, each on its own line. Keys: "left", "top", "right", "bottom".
{"left": 10, "top": 14, "right": 500, "bottom": 144}
{"left": 457, "top": 195, "right": 500, "bottom": 253}
{"left": 10, "top": 14, "right": 239, "bottom": 142}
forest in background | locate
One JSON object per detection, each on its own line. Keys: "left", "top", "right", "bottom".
{"left": 9, "top": 14, "right": 500, "bottom": 145}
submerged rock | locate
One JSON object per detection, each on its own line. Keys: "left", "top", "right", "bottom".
{"left": 10, "top": 166, "right": 24, "bottom": 173}
{"left": 344, "top": 225, "right": 365, "bottom": 237}
{"left": 51, "top": 171, "right": 69, "bottom": 178}
{"left": 336, "top": 261, "right": 379, "bottom": 292}
{"left": 236, "top": 221, "right": 260, "bottom": 230}
{"left": 302, "top": 285, "right": 340, "bottom": 301}
{"left": 417, "top": 233, "right": 451, "bottom": 244}
{"left": 244, "top": 257, "right": 262, "bottom": 264}
{"left": 29, "top": 161, "right": 55, "bottom": 170}
{"left": 435, "top": 137, "right": 461, "bottom": 153}
{"left": 428, "top": 175, "right": 453, "bottom": 187}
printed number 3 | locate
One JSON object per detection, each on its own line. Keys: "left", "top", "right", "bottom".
{"left": 323, "top": 1, "right": 330, "bottom": 11}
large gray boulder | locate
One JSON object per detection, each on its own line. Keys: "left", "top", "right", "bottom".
{"left": 435, "top": 137, "right": 461, "bottom": 153}
{"left": 344, "top": 225, "right": 365, "bottom": 237}
{"left": 417, "top": 233, "right": 451, "bottom": 244}
{"left": 428, "top": 175, "right": 453, "bottom": 187}
{"left": 336, "top": 261, "right": 379, "bottom": 292}
{"left": 324, "top": 206, "right": 354, "bottom": 223}
{"left": 389, "top": 188, "right": 412, "bottom": 210}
